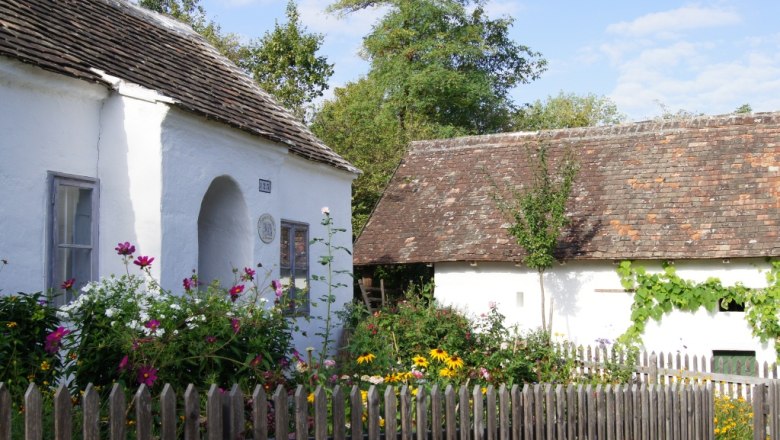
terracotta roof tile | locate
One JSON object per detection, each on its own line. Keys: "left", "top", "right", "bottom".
{"left": 0, "top": 0, "right": 358, "bottom": 174}
{"left": 354, "top": 113, "right": 780, "bottom": 264}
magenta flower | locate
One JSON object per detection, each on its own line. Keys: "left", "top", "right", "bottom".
{"left": 45, "top": 326, "right": 71, "bottom": 353}
{"left": 115, "top": 242, "right": 136, "bottom": 256}
{"left": 60, "top": 278, "right": 75, "bottom": 290}
{"left": 230, "top": 317, "right": 240, "bottom": 334}
{"left": 250, "top": 354, "right": 262, "bottom": 367}
{"left": 118, "top": 355, "right": 129, "bottom": 371}
{"left": 137, "top": 365, "right": 158, "bottom": 387}
{"left": 242, "top": 267, "right": 256, "bottom": 281}
{"left": 144, "top": 319, "right": 161, "bottom": 333}
{"left": 183, "top": 277, "right": 194, "bottom": 292}
{"left": 205, "top": 336, "right": 217, "bottom": 344}
{"left": 229, "top": 284, "right": 244, "bottom": 302}
{"left": 271, "top": 279, "right": 283, "bottom": 298}
{"left": 133, "top": 256, "right": 154, "bottom": 269}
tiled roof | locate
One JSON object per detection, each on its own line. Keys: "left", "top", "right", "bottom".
{"left": 354, "top": 113, "right": 780, "bottom": 265}
{"left": 0, "top": 0, "right": 358, "bottom": 174}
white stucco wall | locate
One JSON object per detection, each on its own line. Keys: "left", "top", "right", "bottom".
{"left": 434, "top": 259, "right": 776, "bottom": 364}
{"left": 160, "top": 109, "right": 356, "bottom": 354}
{"left": 0, "top": 58, "right": 107, "bottom": 294}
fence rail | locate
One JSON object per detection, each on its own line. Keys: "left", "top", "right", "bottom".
{"left": 0, "top": 380, "right": 725, "bottom": 440}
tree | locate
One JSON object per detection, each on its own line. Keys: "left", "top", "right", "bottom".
{"left": 318, "top": 0, "right": 547, "bottom": 235}
{"left": 514, "top": 92, "right": 625, "bottom": 130}
{"left": 138, "top": 0, "right": 252, "bottom": 67}
{"left": 492, "top": 144, "right": 578, "bottom": 334}
{"left": 734, "top": 103, "right": 752, "bottom": 114}
{"left": 328, "top": 0, "right": 546, "bottom": 134}
{"left": 243, "top": 1, "right": 334, "bottom": 120}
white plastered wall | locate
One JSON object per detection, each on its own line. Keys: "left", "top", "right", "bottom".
{"left": 0, "top": 58, "right": 106, "bottom": 294}
{"left": 434, "top": 259, "right": 776, "bottom": 364}
{"left": 160, "top": 110, "right": 356, "bottom": 354}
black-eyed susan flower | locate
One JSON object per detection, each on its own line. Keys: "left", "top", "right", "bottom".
{"left": 445, "top": 355, "right": 464, "bottom": 370}
{"left": 412, "top": 355, "right": 428, "bottom": 368}
{"left": 439, "top": 368, "right": 456, "bottom": 378}
{"left": 357, "top": 352, "right": 376, "bottom": 364}
{"left": 429, "top": 348, "right": 448, "bottom": 362}
{"left": 307, "top": 392, "right": 314, "bottom": 403}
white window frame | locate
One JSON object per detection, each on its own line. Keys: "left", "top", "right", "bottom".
{"left": 47, "top": 172, "right": 99, "bottom": 305}
{"left": 280, "top": 220, "right": 309, "bottom": 315}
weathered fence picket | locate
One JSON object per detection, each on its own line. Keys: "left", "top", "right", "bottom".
{"left": 7, "top": 379, "right": 780, "bottom": 439}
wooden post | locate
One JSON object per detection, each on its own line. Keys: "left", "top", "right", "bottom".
{"left": 109, "top": 383, "right": 126, "bottom": 440}
{"left": 160, "top": 384, "right": 176, "bottom": 440}
{"left": 183, "top": 384, "right": 200, "bottom": 440}
{"left": 252, "top": 385, "right": 268, "bottom": 440}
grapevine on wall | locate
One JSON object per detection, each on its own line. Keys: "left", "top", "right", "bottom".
{"left": 615, "top": 260, "right": 780, "bottom": 360}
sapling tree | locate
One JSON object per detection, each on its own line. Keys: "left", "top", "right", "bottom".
{"left": 493, "top": 143, "right": 578, "bottom": 334}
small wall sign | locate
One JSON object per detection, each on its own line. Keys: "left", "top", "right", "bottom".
{"left": 259, "top": 179, "right": 272, "bottom": 193}
{"left": 258, "top": 214, "right": 275, "bottom": 244}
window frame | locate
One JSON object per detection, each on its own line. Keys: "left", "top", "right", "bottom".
{"left": 280, "top": 219, "right": 310, "bottom": 316}
{"left": 47, "top": 172, "right": 100, "bottom": 304}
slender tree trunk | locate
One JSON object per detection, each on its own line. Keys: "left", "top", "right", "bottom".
{"left": 539, "top": 269, "right": 546, "bottom": 332}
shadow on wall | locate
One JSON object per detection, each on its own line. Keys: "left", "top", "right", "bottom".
{"left": 197, "top": 175, "right": 252, "bottom": 288}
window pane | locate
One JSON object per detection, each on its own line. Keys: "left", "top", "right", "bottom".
{"left": 280, "top": 225, "right": 291, "bottom": 267}
{"left": 54, "top": 247, "right": 91, "bottom": 304}
{"left": 294, "top": 227, "right": 307, "bottom": 268}
{"left": 57, "top": 185, "right": 92, "bottom": 245}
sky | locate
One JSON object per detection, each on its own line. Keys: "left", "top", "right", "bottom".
{"left": 200, "top": 0, "right": 780, "bottom": 122}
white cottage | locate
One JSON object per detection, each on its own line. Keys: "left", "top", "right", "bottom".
{"left": 0, "top": 0, "right": 358, "bottom": 350}
{"left": 354, "top": 114, "right": 780, "bottom": 365}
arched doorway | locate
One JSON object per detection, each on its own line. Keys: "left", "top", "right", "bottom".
{"left": 197, "top": 176, "right": 252, "bottom": 288}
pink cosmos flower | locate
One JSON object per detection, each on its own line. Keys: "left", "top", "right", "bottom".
{"left": 412, "top": 370, "right": 424, "bottom": 379}
{"left": 118, "top": 355, "right": 129, "bottom": 371}
{"left": 242, "top": 267, "right": 256, "bottom": 281}
{"left": 60, "top": 278, "right": 75, "bottom": 290}
{"left": 183, "top": 277, "right": 194, "bottom": 292}
{"left": 205, "top": 336, "right": 217, "bottom": 344}
{"left": 133, "top": 256, "right": 154, "bottom": 269}
{"left": 137, "top": 365, "right": 158, "bottom": 387}
{"left": 230, "top": 317, "right": 240, "bottom": 334}
{"left": 45, "top": 326, "right": 71, "bottom": 353}
{"left": 250, "top": 354, "right": 262, "bottom": 367}
{"left": 323, "top": 359, "right": 336, "bottom": 368}
{"left": 144, "top": 319, "right": 161, "bottom": 333}
{"left": 271, "top": 280, "right": 283, "bottom": 298}
{"left": 321, "top": 206, "right": 330, "bottom": 215}
{"left": 229, "top": 284, "right": 244, "bottom": 302}
{"left": 115, "top": 242, "right": 136, "bottom": 256}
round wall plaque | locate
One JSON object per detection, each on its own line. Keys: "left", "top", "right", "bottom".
{"left": 257, "top": 214, "right": 276, "bottom": 244}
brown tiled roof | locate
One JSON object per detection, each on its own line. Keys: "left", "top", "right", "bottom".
{"left": 0, "top": 0, "right": 358, "bottom": 174}
{"left": 354, "top": 113, "right": 780, "bottom": 265}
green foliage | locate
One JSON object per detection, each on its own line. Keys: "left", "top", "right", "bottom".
{"left": 734, "top": 103, "right": 752, "bottom": 114}
{"left": 317, "top": 0, "right": 546, "bottom": 235}
{"left": 244, "top": 1, "right": 334, "bottom": 120}
{"left": 139, "top": 0, "right": 252, "bottom": 67}
{"left": 616, "top": 260, "right": 780, "bottom": 358}
{"left": 714, "top": 394, "right": 753, "bottom": 438}
{"left": 513, "top": 91, "right": 626, "bottom": 130}
{"left": 0, "top": 292, "right": 62, "bottom": 398}
{"left": 60, "top": 254, "right": 293, "bottom": 393}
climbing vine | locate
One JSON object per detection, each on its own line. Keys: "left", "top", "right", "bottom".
{"left": 616, "top": 260, "right": 780, "bottom": 359}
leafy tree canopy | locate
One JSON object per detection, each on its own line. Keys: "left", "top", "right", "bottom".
{"left": 514, "top": 92, "right": 626, "bottom": 131}
{"left": 242, "top": 1, "right": 334, "bottom": 120}
{"left": 140, "top": 0, "right": 332, "bottom": 118}
{"left": 328, "top": 0, "right": 547, "bottom": 134}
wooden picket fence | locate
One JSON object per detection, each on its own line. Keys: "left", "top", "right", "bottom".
{"left": 1, "top": 380, "right": 721, "bottom": 440}
{"left": 560, "top": 343, "right": 779, "bottom": 399}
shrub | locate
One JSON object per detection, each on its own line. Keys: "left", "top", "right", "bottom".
{"left": 714, "top": 394, "right": 753, "bottom": 439}
{"left": 60, "top": 245, "right": 294, "bottom": 394}
{"left": 0, "top": 292, "right": 62, "bottom": 398}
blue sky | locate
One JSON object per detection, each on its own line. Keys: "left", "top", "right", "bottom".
{"left": 201, "top": 0, "right": 780, "bottom": 121}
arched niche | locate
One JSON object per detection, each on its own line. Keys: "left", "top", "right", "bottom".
{"left": 197, "top": 175, "right": 252, "bottom": 287}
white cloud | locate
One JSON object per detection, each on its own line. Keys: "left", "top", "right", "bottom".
{"left": 483, "top": 0, "right": 525, "bottom": 18}
{"left": 298, "top": 0, "right": 386, "bottom": 39}
{"left": 606, "top": 6, "right": 741, "bottom": 38}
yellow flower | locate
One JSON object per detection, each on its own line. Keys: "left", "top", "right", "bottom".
{"left": 7, "top": 321, "right": 18, "bottom": 328}
{"left": 360, "top": 390, "right": 368, "bottom": 403}
{"left": 411, "top": 388, "right": 419, "bottom": 397}
{"left": 412, "top": 355, "right": 429, "bottom": 368}
{"left": 445, "top": 355, "right": 464, "bottom": 370}
{"left": 429, "top": 348, "right": 448, "bottom": 362}
{"left": 379, "top": 417, "right": 385, "bottom": 428}
{"left": 439, "top": 368, "right": 456, "bottom": 378}
{"left": 307, "top": 393, "right": 314, "bottom": 403}
{"left": 40, "top": 360, "right": 50, "bottom": 371}
{"left": 481, "top": 387, "right": 487, "bottom": 395}
{"left": 357, "top": 353, "right": 376, "bottom": 364}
